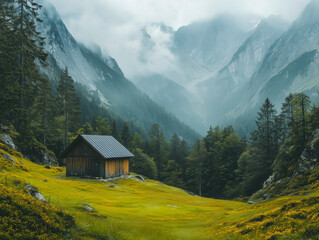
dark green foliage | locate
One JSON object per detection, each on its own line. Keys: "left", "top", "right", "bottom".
{"left": 121, "top": 122, "right": 131, "bottom": 149}
{"left": 186, "top": 139, "right": 206, "bottom": 196}
{"left": 199, "top": 126, "right": 246, "bottom": 198}
{"left": 111, "top": 120, "right": 120, "bottom": 141}
{"left": 130, "top": 149, "right": 157, "bottom": 179}
{"left": 162, "top": 160, "right": 185, "bottom": 188}
{"left": 57, "top": 67, "right": 81, "bottom": 149}
{"left": 148, "top": 123, "right": 169, "bottom": 179}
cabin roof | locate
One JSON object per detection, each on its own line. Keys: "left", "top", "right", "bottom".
{"left": 61, "top": 135, "right": 134, "bottom": 159}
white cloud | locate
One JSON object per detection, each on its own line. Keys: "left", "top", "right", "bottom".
{"left": 47, "top": 0, "right": 310, "bottom": 79}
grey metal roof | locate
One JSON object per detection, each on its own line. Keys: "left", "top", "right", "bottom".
{"left": 81, "top": 135, "right": 134, "bottom": 159}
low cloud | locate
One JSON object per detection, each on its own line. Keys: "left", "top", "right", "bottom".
{"left": 47, "top": 0, "right": 310, "bottom": 80}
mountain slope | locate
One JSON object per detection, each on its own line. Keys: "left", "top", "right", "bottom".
{"left": 199, "top": 16, "right": 289, "bottom": 126}
{"left": 172, "top": 14, "right": 259, "bottom": 84}
{"left": 136, "top": 74, "right": 206, "bottom": 132}
{"left": 37, "top": 1, "right": 200, "bottom": 143}
{"left": 241, "top": 0, "right": 319, "bottom": 116}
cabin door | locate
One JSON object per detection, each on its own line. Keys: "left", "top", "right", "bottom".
{"left": 92, "top": 159, "right": 100, "bottom": 177}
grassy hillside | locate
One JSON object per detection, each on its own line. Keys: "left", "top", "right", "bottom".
{"left": 0, "top": 144, "right": 318, "bottom": 240}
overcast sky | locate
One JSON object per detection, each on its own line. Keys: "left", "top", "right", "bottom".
{"left": 47, "top": 0, "right": 311, "bottom": 79}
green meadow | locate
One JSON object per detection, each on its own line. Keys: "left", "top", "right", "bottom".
{"left": 1, "top": 144, "right": 318, "bottom": 240}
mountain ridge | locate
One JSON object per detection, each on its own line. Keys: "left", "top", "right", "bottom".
{"left": 36, "top": 1, "right": 201, "bottom": 143}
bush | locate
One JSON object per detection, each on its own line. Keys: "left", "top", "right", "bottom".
{"left": 130, "top": 149, "right": 157, "bottom": 179}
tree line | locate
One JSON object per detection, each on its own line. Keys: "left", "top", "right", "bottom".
{"left": 121, "top": 93, "right": 318, "bottom": 199}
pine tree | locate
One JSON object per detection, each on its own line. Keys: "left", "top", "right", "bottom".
{"left": 170, "top": 133, "right": 181, "bottom": 164}
{"left": 57, "top": 67, "right": 80, "bottom": 148}
{"left": 186, "top": 139, "right": 206, "bottom": 196}
{"left": 111, "top": 120, "right": 120, "bottom": 141}
{"left": 149, "top": 123, "right": 169, "bottom": 178}
{"left": 121, "top": 122, "right": 131, "bottom": 149}
{"left": 292, "top": 93, "right": 311, "bottom": 145}
{"left": 250, "top": 98, "right": 278, "bottom": 180}
{"left": 0, "top": 0, "right": 48, "bottom": 141}
{"left": 131, "top": 132, "right": 143, "bottom": 151}
{"left": 14, "top": 0, "right": 47, "bottom": 133}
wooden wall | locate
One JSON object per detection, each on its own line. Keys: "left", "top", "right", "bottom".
{"left": 67, "top": 138, "right": 99, "bottom": 157}
{"left": 105, "top": 158, "right": 129, "bottom": 178}
{"left": 66, "top": 157, "right": 105, "bottom": 177}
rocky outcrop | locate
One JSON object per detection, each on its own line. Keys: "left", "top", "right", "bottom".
{"left": 252, "top": 129, "right": 319, "bottom": 202}
{"left": 24, "top": 184, "right": 47, "bottom": 202}
{"left": 0, "top": 134, "right": 16, "bottom": 150}
{"left": 294, "top": 129, "right": 319, "bottom": 175}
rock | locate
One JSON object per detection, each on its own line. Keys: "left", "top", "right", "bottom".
{"left": 45, "top": 165, "right": 51, "bottom": 169}
{"left": 263, "top": 194, "right": 269, "bottom": 200}
{"left": 25, "top": 184, "right": 39, "bottom": 196}
{"left": 1, "top": 152, "right": 15, "bottom": 162}
{"left": 41, "top": 150, "right": 58, "bottom": 166}
{"left": 188, "top": 191, "right": 195, "bottom": 196}
{"left": 263, "top": 175, "right": 274, "bottom": 188}
{"left": 43, "top": 179, "right": 48, "bottom": 182}
{"left": 134, "top": 175, "right": 145, "bottom": 182}
{"left": 293, "top": 130, "right": 319, "bottom": 175}
{"left": 20, "top": 160, "right": 24, "bottom": 165}
{"left": 247, "top": 201, "right": 255, "bottom": 204}
{"left": 34, "top": 192, "right": 47, "bottom": 202}
{"left": 83, "top": 204, "right": 93, "bottom": 212}
{"left": 24, "top": 184, "right": 46, "bottom": 202}
{"left": 0, "top": 134, "right": 16, "bottom": 150}
{"left": 109, "top": 184, "right": 116, "bottom": 188}
{"left": 12, "top": 162, "right": 16, "bottom": 167}
{"left": 167, "top": 204, "right": 177, "bottom": 207}
{"left": 1, "top": 170, "right": 4, "bottom": 173}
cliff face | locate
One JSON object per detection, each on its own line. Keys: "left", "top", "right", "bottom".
{"left": 253, "top": 129, "right": 319, "bottom": 201}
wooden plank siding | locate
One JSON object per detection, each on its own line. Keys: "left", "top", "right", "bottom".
{"left": 68, "top": 138, "right": 100, "bottom": 157}
{"left": 66, "top": 157, "right": 105, "bottom": 178}
{"left": 105, "top": 158, "right": 129, "bottom": 178}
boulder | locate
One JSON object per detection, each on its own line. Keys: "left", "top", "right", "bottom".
{"left": 41, "top": 150, "right": 58, "bottom": 166}
{"left": 108, "top": 184, "right": 116, "bottom": 188}
{"left": 82, "top": 204, "right": 93, "bottom": 212}
{"left": 34, "top": 192, "right": 47, "bottom": 202}
{"left": 0, "top": 134, "right": 16, "bottom": 150}
{"left": 134, "top": 175, "right": 145, "bottom": 182}
{"left": 1, "top": 152, "right": 15, "bottom": 162}
{"left": 247, "top": 201, "right": 255, "bottom": 204}
{"left": 25, "top": 184, "right": 39, "bottom": 196}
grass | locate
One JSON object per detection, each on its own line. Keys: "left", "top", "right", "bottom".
{"left": 0, "top": 143, "right": 319, "bottom": 239}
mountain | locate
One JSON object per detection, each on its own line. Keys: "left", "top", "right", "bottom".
{"left": 167, "top": 0, "right": 319, "bottom": 133}
{"left": 172, "top": 14, "right": 260, "bottom": 84}
{"left": 136, "top": 74, "right": 206, "bottom": 132}
{"left": 36, "top": 1, "right": 200, "bottom": 143}
{"left": 228, "top": 0, "right": 319, "bottom": 128}
{"left": 199, "top": 16, "right": 289, "bottom": 127}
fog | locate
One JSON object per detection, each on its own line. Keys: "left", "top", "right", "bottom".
{"left": 47, "top": 0, "right": 310, "bottom": 80}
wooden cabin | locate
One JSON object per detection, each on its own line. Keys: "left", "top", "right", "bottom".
{"left": 60, "top": 135, "right": 134, "bottom": 178}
